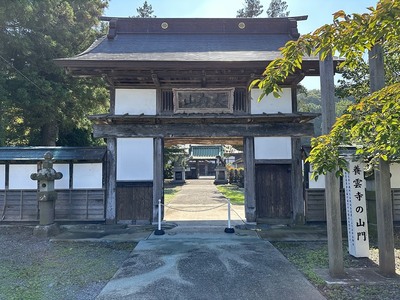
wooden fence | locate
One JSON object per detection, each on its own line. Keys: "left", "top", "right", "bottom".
{"left": 0, "top": 189, "right": 105, "bottom": 222}
{"left": 305, "top": 188, "right": 400, "bottom": 222}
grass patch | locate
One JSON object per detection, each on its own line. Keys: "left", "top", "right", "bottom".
{"left": 216, "top": 184, "right": 244, "bottom": 205}
{"left": 272, "top": 242, "right": 327, "bottom": 287}
{"left": 272, "top": 240, "right": 400, "bottom": 300}
{"left": 0, "top": 242, "right": 134, "bottom": 300}
{"left": 164, "top": 186, "right": 181, "bottom": 204}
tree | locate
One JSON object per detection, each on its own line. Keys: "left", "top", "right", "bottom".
{"left": 0, "top": 0, "right": 109, "bottom": 146}
{"left": 251, "top": 0, "right": 400, "bottom": 175}
{"left": 266, "top": 0, "right": 289, "bottom": 17}
{"left": 236, "top": 0, "right": 264, "bottom": 18}
{"left": 336, "top": 46, "right": 400, "bottom": 100}
{"left": 298, "top": 88, "right": 353, "bottom": 138}
{"left": 135, "top": 1, "right": 156, "bottom": 18}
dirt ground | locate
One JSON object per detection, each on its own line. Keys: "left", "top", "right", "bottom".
{"left": 0, "top": 224, "right": 399, "bottom": 300}
{"left": 0, "top": 225, "right": 135, "bottom": 300}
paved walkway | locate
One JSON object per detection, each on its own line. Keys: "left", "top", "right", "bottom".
{"left": 96, "top": 180, "right": 325, "bottom": 300}
{"left": 163, "top": 179, "right": 246, "bottom": 225}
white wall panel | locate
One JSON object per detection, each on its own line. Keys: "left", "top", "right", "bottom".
{"left": 117, "top": 138, "right": 154, "bottom": 181}
{"left": 54, "top": 164, "right": 70, "bottom": 190}
{"left": 254, "top": 137, "right": 292, "bottom": 160}
{"left": 73, "top": 163, "right": 103, "bottom": 189}
{"left": 251, "top": 88, "right": 292, "bottom": 114}
{"left": 0, "top": 165, "right": 5, "bottom": 189}
{"left": 115, "top": 89, "right": 157, "bottom": 115}
{"left": 309, "top": 174, "right": 326, "bottom": 189}
{"left": 9, "top": 164, "right": 37, "bottom": 190}
{"left": 390, "top": 163, "right": 400, "bottom": 188}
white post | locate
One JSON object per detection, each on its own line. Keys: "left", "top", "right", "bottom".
{"left": 154, "top": 199, "right": 165, "bottom": 235}
{"left": 225, "top": 198, "right": 235, "bottom": 233}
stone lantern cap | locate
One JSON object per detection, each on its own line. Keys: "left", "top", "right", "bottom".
{"left": 30, "top": 151, "right": 63, "bottom": 181}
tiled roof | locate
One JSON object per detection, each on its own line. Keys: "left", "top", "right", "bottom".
{"left": 0, "top": 147, "right": 106, "bottom": 162}
{"left": 56, "top": 17, "right": 314, "bottom": 65}
{"left": 190, "top": 146, "right": 223, "bottom": 159}
{"left": 67, "top": 33, "right": 290, "bottom": 62}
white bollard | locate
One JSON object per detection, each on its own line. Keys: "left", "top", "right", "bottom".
{"left": 154, "top": 199, "right": 165, "bottom": 235}
{"left": 224, "top": 198, "right": 235, "bottom": 233}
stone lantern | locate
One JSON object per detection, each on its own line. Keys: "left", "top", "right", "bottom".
{"left": 214, "top": 155, "right": 228, "bottom": 185}
{"left": 31, "top": 151, "right": 63, "bottom": 236}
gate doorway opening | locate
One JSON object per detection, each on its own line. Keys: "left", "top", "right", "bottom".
{"left": 162, "top": 139, "right": 245, "bottom": 225}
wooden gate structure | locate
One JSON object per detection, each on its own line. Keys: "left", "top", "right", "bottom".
{"left": 56, "top": 17, "right": 325, "bottom": 224}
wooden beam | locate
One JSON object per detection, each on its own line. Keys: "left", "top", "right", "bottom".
{"left": 92, "top": 122, "right": 314, "bottom": 139}
{"left": 320, "top": 53, "right": 344, "bottom": 277}
{"left": 369, "top": 44, "right": 395, "bottom": 277}
{"left": 244, "top": 137, "right": 256, "bottom": 222}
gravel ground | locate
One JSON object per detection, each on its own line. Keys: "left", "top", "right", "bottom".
{"left": 0, "top": 226, "right": 135, "bottom": 300}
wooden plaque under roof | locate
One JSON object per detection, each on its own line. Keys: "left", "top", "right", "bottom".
{"left": 173, "top": 88, "right": 234, "bottom": 114}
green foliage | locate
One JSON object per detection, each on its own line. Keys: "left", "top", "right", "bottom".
{"left": 236, "top": 0, "right": 264, "bottom": 18}
{"left": 266, "top": 0, "right": 289, "bottom": 18}
{"left": 135, "top": 1, "right": 156, "bottom": 18}
{"left": 252, "top": 0, "right": 400, "bottom": 177}
{"left": 228, "top": 168, "right": 244, "bottom": 187}
{"left": 0, "top": 0, "right": 109, "bottom": 146}
{"left": 298, "top": 88, "right": 353, "bottom": 137}
{"left": 252, "top": 0, "right": 400, "bottom": 97}
{"left": 307, "top": 83, "right": 400, "bottom": 179}
{"left": 164, "top": 146, "right": 186, "bottom": 179}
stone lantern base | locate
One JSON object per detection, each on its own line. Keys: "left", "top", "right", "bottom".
{"left": 33, "top": 223, "right": 60, "bottom": 238}
{"left": 214, "top": 166, "right": 228, "bottom": 185}
{"left": 173, "top": 166, "right": 186, "bottom": 183}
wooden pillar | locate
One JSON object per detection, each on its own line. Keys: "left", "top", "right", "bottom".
{"left": 244, "top": 136, "right": 256, "bottom": 222}
{"left": 153, "top": 137, "right": 164, "bottom": 223}
{"left": 291, "top": 137, "right": 304, "bottom": 224}
{"left": 106, "top": 137, "right": 117, "bottom": 224}
{"left": 369, "top": 45, "right": 395, "bottom": 276}
{"left": 320, "top": 53, "right": 344, "bottom": 276}
{"left": 105, "top": 87, "right": 116, "bottom": 224}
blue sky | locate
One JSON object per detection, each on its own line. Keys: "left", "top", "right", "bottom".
{"left": 104, "top": 0, "right": 379, "bottom": 89}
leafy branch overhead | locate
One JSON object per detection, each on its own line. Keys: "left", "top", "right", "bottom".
{"left": 250, "top": 0, "right": 400, "bottom": 177}
{"left": 309, "top": 83, "right": 400, "bottom": 179}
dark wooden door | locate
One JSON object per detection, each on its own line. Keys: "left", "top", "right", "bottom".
{"left": 116, "top": 182, "right": 153, "bottom": 223}
{"left": 255, "top": 164, "right": 292, "bottom": 220}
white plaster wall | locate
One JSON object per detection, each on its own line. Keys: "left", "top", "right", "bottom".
{"left": 115, "top": 89, "right": 157, "bottom": 115}
{"left": 117, "top": 138, "right": 154, "bottom": 181}
{"left": 9, "top": 164, "right": 37, "bottom": 190}
{"left": 390, "top": 163, "right": 400, "bottom": 188}
{"left": 251, "top": 88, "right": 292, "bottom": 114}
{"left": 254, "top": 137, "right": 292, "bottom": 160}
{"left": 73, "top": 163, "right": 103, "bottom": 189}
{"left": 0, "top": 165, "right": 5, "bottom": 189}
{"left": 309, "top": 173, "right": 326, "bottom": 189}
{"left": 54, "top": 163, "right": 70, "bottom": 190}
